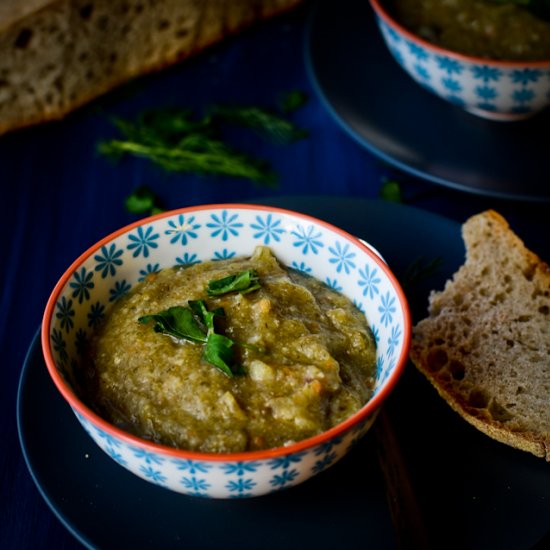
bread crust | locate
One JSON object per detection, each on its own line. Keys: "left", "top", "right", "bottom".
{"left": 0, "top": 0, "right": 303, "bottom": 136}
{"left": 410, "top": 210, "right": 550, "bottom": 461}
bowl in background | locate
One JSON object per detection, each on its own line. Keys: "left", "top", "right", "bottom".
{"left": 42, "top": 204, "right": 411, "bottom": 498}
{"left": 369, "top": 0, "right": 550, "bottom": 121}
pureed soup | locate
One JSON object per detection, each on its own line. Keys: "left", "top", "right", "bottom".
{"left": 85, "top": 246, "right": 377, "bottom": 453}
{"left": 389, "top": 0, "right": 550, "bottom": 61}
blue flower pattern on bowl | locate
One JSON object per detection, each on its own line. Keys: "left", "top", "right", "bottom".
{"left": 47, "top": 207, "right": 406, "bottom": 498}
{"left": 375, "top": 16, "right": 550, "bottom": 120}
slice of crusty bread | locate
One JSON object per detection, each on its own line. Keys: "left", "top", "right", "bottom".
{"left": 410, "top": 210, "right": 550, "bottom": 460}
{"left": 0, "top": 0, "right": 302, "bottom": 136}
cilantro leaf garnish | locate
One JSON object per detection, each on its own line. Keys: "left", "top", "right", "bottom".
{"left": 138, "top": 306, "right": 207, "bottom": 343}
{"left": 206, "top": 269, "right": 260, "bottom": 296}
{"left": 139, "top": 301, "right": 241, "bottom": 377}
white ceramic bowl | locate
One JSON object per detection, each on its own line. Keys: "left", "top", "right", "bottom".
{"left": 369, "top": 0, "right": 550, "bottom": 121}
{"left": 42, "top": 204, "right": 411, "bottom": 498}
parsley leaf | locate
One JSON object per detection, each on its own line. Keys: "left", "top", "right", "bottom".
{"left": 138, "top": 306, "right": 207, "bottom": 343}
{"left": 206, "top": 269, "right": 261, "bottom": 296}
{"left": 139, "top": 302, "right": 241, "bottom": 377}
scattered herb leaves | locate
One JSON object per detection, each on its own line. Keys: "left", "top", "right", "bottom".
{"left": 98, "top": 95, "right": 308, "bottom": 186}
{"left": 212, "top": 105, "right": 308, "bottom": 144}
{"left": 379, "top": 178, "right": 403, "bottom": 203}
{"left": 278, "top": 90, "right": 309, "bottom": 114}
{"left": 125, "top": 185, "right": 165, "bottom": 215}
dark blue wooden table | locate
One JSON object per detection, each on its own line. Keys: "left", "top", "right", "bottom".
{"left": 2, "top": 2, "right": 549, "bottom": 549}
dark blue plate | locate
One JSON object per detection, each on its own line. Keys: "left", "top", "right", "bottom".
{"left": 305, "top": 0, "right": 550, "bottom": 202}
{"left": 17, "top": 197, "right": 550, "bottom": 549}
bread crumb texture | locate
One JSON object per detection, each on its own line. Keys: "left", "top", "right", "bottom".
{"left": 0, "top": 0, "right": 302, "bottom": 135}
{"left": 410, "top": 210, "right": 550, "bottom": 460}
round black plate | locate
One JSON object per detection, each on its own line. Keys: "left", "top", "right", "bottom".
{"left": 21, "top": 196, "right": 461, "bottom": 550}
{"left": 18, "top": 197, "right": 550, "bottom": 549}
{"left": 305, "top": 0, "right": 550, "bottom": 202}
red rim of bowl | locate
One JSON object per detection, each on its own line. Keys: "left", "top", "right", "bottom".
{"left": 42, "top": 203, "right": 411, "bottom": 462}
{"left": 369, "top": 0, "right": 550, "bottom": 68}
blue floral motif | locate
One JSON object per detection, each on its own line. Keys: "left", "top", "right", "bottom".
{"left": 175, "top": 252, "right": 200, "bottom": 266}
{"left": 105, "top": 447, "right": 127, "bottom": 466}
{"left": 213, "top": 249, "right": 236, "bottom": 261}
{"left": 385, "top": 24, "right": 401, "bottom": 43}
{"left": 56, "top": 296, "right": 75, "bottom": 333}
{"left": 325, "top": 278, "right": 342, "bottom": 292}
{"left": 291, "top": 261, "right": 312, "bottom": 273}
{"left": 51, "top": 329, "right": 68, "bottom": 363}
{"left": 87, "top": 301, "right": 105, "bottom": 327}
{"left": 127, "top": 226, "right": 159, "bottom": 258}
{"left": 328, "top": 241, "right": 356, "bottom": 274}
{"left": 250, "top": 214, "right": 285, "bottom": 244}
{"left": 511, "top": 68, "right": 542, "bottom": 85}
{"left": 447, "top": 95, "right": 465, "bottom": 106}
{"left": 512, "top": 88, "right": 535, "bottom": 104}
{"left": 477, "top": 102, "right": 497, "bottom": 112}
{"left": 441, "top": 77, "right": 462, "bottom": 93}
{"left": 180, "top": 476, "right": 210, "bottom": 494}
{"left": 376, "top": 356, "right": 385, "bottom": 381}
{"left": 370, "top": 324, "right": 380, "bottom": 345}
{"left": 387, "top": 324, "right": 402, "bottom": 358}
{"left": 358, "top": 264, "right": 381, "bottom": 299}
{"left": 471, "top": 65, "right": 502, "bottom": 83}
{"left": 70, "top": 267, "right": 94, "bottom": 303}
{"left": 353, "top": 299, "right": 365, "bottom": 314}
{"left": 130, "top": 446, "right": 164, "bottom": 465}
{"left": 475, "top": 86, "right": 498, "bottom": 101}
{"left": 390, "top": 47, "right": 404, "bottom": 67}
{"left": 437, "top": 56, "right": 463, "bottom": 75}
{"left": 138, "top": 263, "right": 160, "bottom": 281}
{"left": 312, "top": 451, "right": 337, "bottom": 474}
{"left": 173, "top": 459, "right": 212, "bottom": 474}
{"left": 414, "top": 63, "right": 430, "bottom": 81}
{"left": 109, "top": 280, "right": 132, "bottom": 302}
{"left": 226, "top": 478, "right": 257, "bottom": 496}
{"left": 222, "top": 461, "right": 261, "bottom": 475}
{"left": 314, "top": 437, "right": 343, "bottom": 456}
{"left": 378, "top": 292, "right": 397, "bottom": 327}
{"left": 268, "top": 452, "right": 306, "bottom": 470}
{"left": 291, "top": 225, "right": 324, "bottom": 255}
{"left": 270, "top": 468, "right": 298, "bottom": 488}
{"left": 207, "top": 211, "right": 243, "bottom": 241}
{"left": 165, "top": 214, "right": 200, "bottom": 245}
{"left": 94, "top": 427, "right": 121, "bottom": 448}
{"left": 379, "top": 356, "right": 396, "bottom": 386}
{"left": 140, "top": 465, "right": 167, "bottom": 484}
{"left": 94, "top": 244, "right": 124, "bottom": 278}
{"left": 407, "top": 41, "right": 429, "bottom": 61}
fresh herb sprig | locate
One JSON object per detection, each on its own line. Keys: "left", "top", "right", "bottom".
{"left": 98, "top": 93, "right": 308, "bottom": 186}
{"left": 206, "top": 269, "right": 260, "bottom": 296}
{"left": 138, "top": 269, "right": 262, "bottom": 376}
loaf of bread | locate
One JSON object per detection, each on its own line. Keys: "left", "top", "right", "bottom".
{"left": 410, "top": 210, "right": 550, "bottom": 460}
{"left": 0, "top": 0, "right": 302, "bottom": 136}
